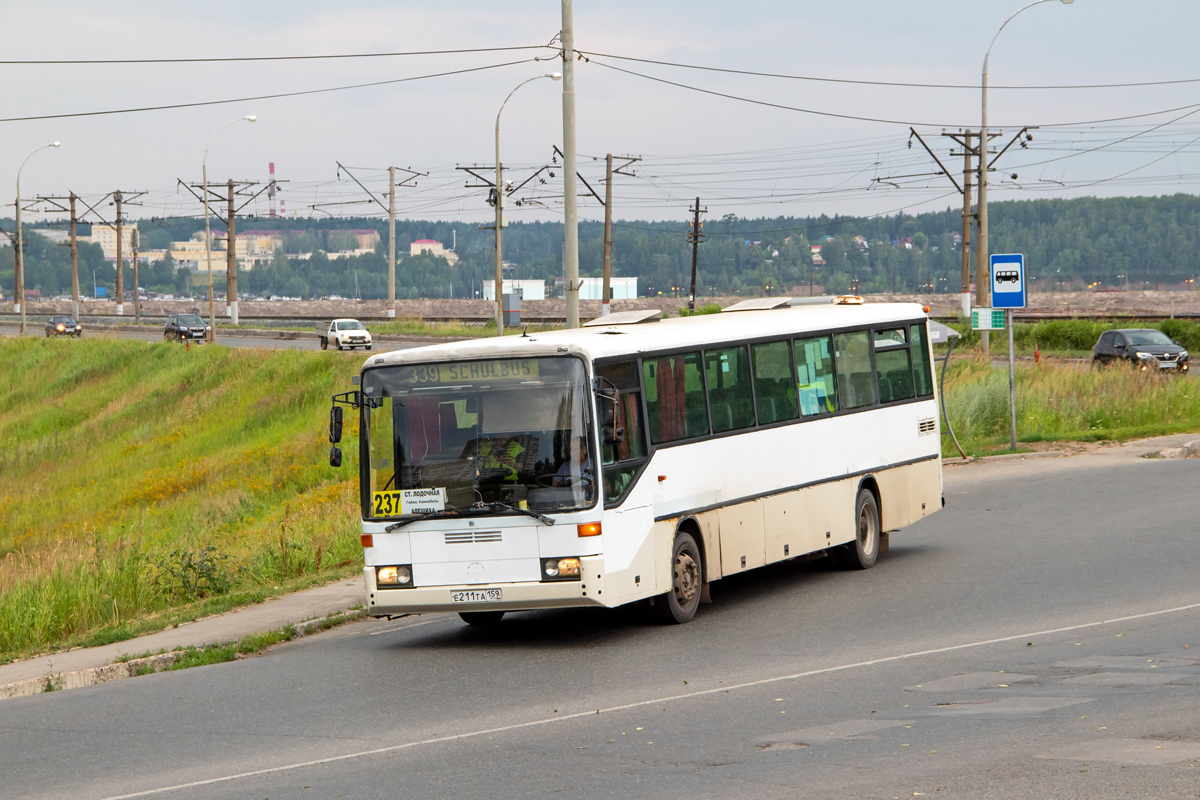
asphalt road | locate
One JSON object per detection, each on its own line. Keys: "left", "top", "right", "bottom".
{"left": 0, "top": 323, "right": 423, "bottom": 353}
{"left": 4, "top": 454, "right": 1200, "bottom": 800}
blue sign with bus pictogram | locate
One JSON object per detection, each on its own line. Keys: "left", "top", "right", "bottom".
{"left": 989, "top": 253, "right": 1025, "bottom": 309}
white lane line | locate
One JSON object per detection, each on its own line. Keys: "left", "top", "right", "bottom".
{"left": 95, "top": 599, "right": 1200, "bottom": 800}
{"left": 368, "top": 617, "right": 451, "bottom": 636}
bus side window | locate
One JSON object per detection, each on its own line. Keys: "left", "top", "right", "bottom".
{"left": 643, "top": 352, "right": 706, "bottom": 443}
{"left": 751, "top": 340, "right": 799, "bottom": 424}
{"left": 704, "top": 346, "right": 754, "bottom": 432}
{"left": 794, "top": 335, "right": 838, "bottom": 416}
{"left": 595, "top": 362, "right": 646, "bottom": 465}
{"left": 910, "top": 323, "right": 934, "bottom": 397}
{"left": 834, "top": 331, "right": 878, "bottom": 409}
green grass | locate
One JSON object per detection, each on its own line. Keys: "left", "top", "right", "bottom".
{"left": 0, "top": 337, "right": 365, "bottom": 661}
{"left": 942, "top": 318, "right": 1200, "bottom": 354}
{"left": 942, "top": 354, "right": 1200, "bottom": 455}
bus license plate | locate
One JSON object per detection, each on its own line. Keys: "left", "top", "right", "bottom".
{"left": 451, "top": 589, "right": 502, "bottom": 604}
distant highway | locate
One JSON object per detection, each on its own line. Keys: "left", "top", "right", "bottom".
{"left": 0, "top": 322, "right": 427, "bottom": 353}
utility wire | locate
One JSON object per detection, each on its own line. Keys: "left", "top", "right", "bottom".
{"left": 0, "top": 45, "right": 552, "bottom": 65}
{"left": 577, "top": 50, "right": 1200, "bottom": 91}
{"left": 586, "top": 57, "right": 1200, "bottom": 130}
{"left": 0, "top": 59, "right": 537, "bottom": 123}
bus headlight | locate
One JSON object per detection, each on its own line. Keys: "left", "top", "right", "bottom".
{"left": 376, "top": 565, "right": 413, "bottom": 588}
{"left": 541, "top": 557, "right": 581, "bottom": 581}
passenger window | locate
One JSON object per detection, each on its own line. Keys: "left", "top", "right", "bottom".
{"left": 705, "top": 347, "right": 755, "bottom": 433}
{"left": 595, "top": 361, "right": 647, "bottom": 466}
{"left": 874, "top": 328, "right": 907, "bottom": 347}
{"left": 875, "top": 349, "right": 915, "bottom": 403}
{"left": 910, "top": 324, "right": 934, "bottom": 397}
{"left": 834, "top": 331, "right": 878, "bottom": 409}
{"left": 794, "top": 336, "right": 838, "bottom": 416}
{"left": 644, "top": 352, "right": 707, "bottom": 443}
{"left": 751, "top": 341, "right": 799, "bottom": 424}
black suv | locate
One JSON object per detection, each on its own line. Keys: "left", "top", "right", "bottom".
{"left": 1092, "top": 329, "right": 1189, "bottom": 373}
{"left": 164, "top": 313, "right": 211, "bottom": 342}
{"left": 45, "top": 315, "right": 82, "bottom": 338}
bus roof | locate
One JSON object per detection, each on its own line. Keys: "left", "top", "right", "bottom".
{"left": 362, "top": 302, "right": 929, "bottom": 369}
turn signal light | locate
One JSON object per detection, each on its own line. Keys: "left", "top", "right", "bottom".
{"left": 360, "top": 533, "right": 373, "bottom": 548}
{"left": 577, "top": 522, "right": 602, "bottom": 537}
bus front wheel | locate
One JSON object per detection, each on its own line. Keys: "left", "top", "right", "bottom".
{"left": 654, "top": 530, "right": 703, "bottom": 624}
{"left": 836, "top": 488, "right": 880, "bottom": 570}
{"left": 459, "top": 611, "right": 505, "bottom": 626}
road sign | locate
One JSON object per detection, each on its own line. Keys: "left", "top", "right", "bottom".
{"left": 972, "top": 308, "right": 1005, "bottom": 330}
{"left": 990, "top": 253, "right": 1025, "bottom": 309}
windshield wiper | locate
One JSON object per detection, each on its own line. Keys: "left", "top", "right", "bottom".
{"left": 474, "top": 501, "right": 556, "bottom": 526}
{"left": 384, "top": 509, "right": 461, "bottom": 531}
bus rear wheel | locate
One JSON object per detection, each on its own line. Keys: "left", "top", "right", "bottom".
{"left": 654, "top": 530, "right": 702, "bottom": 624}
{"left": 459, "top": 611, "right": 505, "bottom": 626}
{"left": 836, "top": 488, "right": 880, "bottom": 570}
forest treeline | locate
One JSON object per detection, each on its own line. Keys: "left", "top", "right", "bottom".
{"left": 3, "top": 194, "right": 1199, "bottom": 300}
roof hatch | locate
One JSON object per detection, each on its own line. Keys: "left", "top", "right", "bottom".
{"left": 582, "top": 309, "right": 662, "bottom": 327}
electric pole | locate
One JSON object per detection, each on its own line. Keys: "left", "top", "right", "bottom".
{"left": 599, "top": 154, "right": 640, "bottom": 316}
{"left": 960, "top": 131, "right": 974, "bottom": 318}
{"left": 561, "top": 0, "right": 580, "bottom": 328}
{"left": 226, "top": 179, "right": 237, "bottom": 324}
{"left": 114, "top": 191, "right": 124, "bottom": 315}
{"left": 132, "top": 228, "right": 140, "bottom": 323}
{"left": 388, "top": 166, "right": 396, "bottom": 319}
{"left": 495, "top": 160, "right": 505, "bottom": 333}
{"left": 602, "top": 154, "right": 613, "bottom": 317}
{"left": 687, "top": 198, "right": 706, "bottom": 312}
{"left": 69, "top": 193, "right": 79, "bottom": 319}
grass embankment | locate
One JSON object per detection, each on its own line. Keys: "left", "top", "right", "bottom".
{"left": 941, "top": 353, "right": 1200, "bottom": 455}
{"left": 0, "top": 338, "right": 363, "bottom": 662}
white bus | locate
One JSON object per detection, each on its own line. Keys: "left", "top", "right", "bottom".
{"left": 329, "top": 298, "right": 942, "bottom": 625}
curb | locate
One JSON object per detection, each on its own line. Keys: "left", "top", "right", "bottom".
{"left": 1143, "top": 439, "right": 1200, "bottom": 459}
{"left": 945, "top": 451, "right": 1065, "bottom": 466}
{"left": 0, "top": 610, "right": 364, "bottom": 702}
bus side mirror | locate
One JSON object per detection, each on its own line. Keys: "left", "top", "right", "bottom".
{"left": 595, "top": 384, "right": 623, "bottom": 445}
{"left": 329, "top": 446, "right": 342, "bottom": 467}
{"left": 330, "top": 406, "right": 343, "bottom": 443}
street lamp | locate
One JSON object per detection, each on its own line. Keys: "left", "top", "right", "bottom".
{"left": 15, "top": 141, "right": 61, "bottom": 335}
{"left": 978, "top": 0, "right": 1073, "bottom": 350}
{"left": 493, "top": 73, "right": 560, "bottom": 334}
{"left": 202, "top": 115, "right": 256, "bottom": 342}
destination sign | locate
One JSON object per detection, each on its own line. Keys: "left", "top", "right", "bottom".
{"left": 401, "top": 360, "right": 540, "bottom": 385}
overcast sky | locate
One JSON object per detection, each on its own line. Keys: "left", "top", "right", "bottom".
{"left": 6, "top": 0, "right": 1200, "bottom": 229}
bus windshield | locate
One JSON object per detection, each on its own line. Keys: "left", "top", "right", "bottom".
{"left": 360, "top": 357, "right": 595, "bottom": 518}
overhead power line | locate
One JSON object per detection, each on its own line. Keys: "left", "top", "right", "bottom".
{"left": 0, "top": 45, "right": 552, "bottom": 65}
{"left": 576, "top": 50, "right": 1200, "bottom": 91}
{"left": 0, "top": 59, "right": 537, "bottom": 123}
{"left": 587, "top": 57, "right": 1200, "bottom": 130}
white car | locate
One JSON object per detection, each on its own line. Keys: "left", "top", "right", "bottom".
{"left": 320, "top": 318, "right": 373, "bottom": 351}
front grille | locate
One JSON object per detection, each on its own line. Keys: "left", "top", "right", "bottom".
{"left": 445, "top": 531, "right": 503, "bottom": 545}
{"left": 1157, "top": 354, "right": 1177, "bottom": 362}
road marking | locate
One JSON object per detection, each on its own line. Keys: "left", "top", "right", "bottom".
{"left": 367, "top": 617, "right": 450, "bottom": 636}
{"left": 95, "top": 599, "right": 1200, "bottom": 800}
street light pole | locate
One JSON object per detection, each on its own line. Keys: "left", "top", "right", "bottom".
{"left": 979, "top": 0, "right": 1073, "bottom": 354}
{"left": 202, "top": 115, "right": 256, "bottom": 343}
{"left": 494, "top": 73, "right": 560, "bottom": 334}
{"left": 15, "top": 141, "right": 61, "bottom": 335}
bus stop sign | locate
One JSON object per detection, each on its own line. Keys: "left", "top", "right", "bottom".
{"left": 990, "top": 253, "right": 1025, "bottom": 309}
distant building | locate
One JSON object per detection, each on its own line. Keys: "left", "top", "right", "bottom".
{"left": 483, "top": 279, "right": 545, "bottom": 301}
{"left": 852, "top": 235, "right": 869, "bottom": 251}
{"left": 90, "top": 222, "right": 138, "bottom": 260}
{"left": 29, "top": 228, "right": 71, "bottom": 245}
{"left": 319, "top": 229, "right": 380, "bottom": 251}
{"left": 578, "top": 277, "right": 637, "bottom": 300}
{"left": 410, "top": 238, "right": 459, "bottom": 265}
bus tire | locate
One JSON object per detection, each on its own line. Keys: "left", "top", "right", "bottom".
{"left": 459, "top": 611, "right": 505, "bottom": 626}
{"left": 654, "top": 531, "right": 703, "bottom": 624}
{"left": 836, "top": 488, "right": 881, "bottom": 570}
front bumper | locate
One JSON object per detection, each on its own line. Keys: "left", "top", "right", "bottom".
{"left": 364, "top": 556, "right": 606, "bottom": 616}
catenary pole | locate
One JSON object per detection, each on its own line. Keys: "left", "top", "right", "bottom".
{"left": 688, "top": 198, "right": 705, "bottom": 311}
{"left": 602, "top": 154, "right": 613, "bottom": 316}
{"left": 15, "top": 141, "right": 60, "bottom": 334}
{"left": 69, "top": 192, "right": 79, "bottom": 319}
{"left": 561, "top": 0, "right": 580, "bottom": 328}
{"left": 115, "top": 191, "right": 124, "bottom": 316}
{"left": 202, "top": 115, "right": 256, "bottom": 343}
{"left": 227, "top": 179, "right": 237, "bottom": 323}
{"left": 960, "top": 131, "right": 973, "bottom": 318}
{"left": 132, "top": 228, "right": 140, "bottom": 324}
{"left": 388, "top": 166, "right": 396, "bottom": 319}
